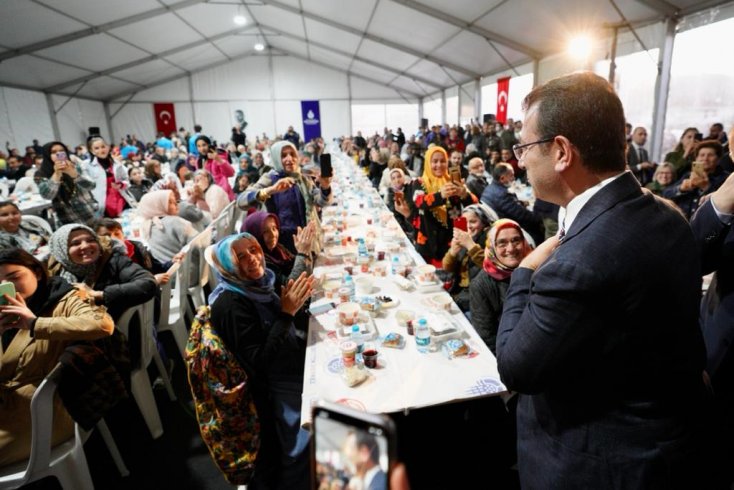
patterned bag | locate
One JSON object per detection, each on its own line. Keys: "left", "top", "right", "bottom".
{"left": 185, "top": 306, "right": 260, "bottom": 485}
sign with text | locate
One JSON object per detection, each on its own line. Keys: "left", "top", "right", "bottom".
{"left": 301, "top": 100, "right": 321, "bottom": 143}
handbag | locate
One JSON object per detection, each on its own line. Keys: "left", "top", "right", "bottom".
{"left": 185, "top": 306, "right": 260, "bottom": 485}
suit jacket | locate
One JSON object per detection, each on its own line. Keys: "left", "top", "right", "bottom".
{"left": 627, "top": 145, "right": 654, "bottom": 186}
{"left": 497, "top": 172, "right": 708, "bottom": 489}
{"left": 366, "top": 468, "right": 387, "bottom": 490}
{"left": 691, "top": 199, "right": 734, "bottom": 382}
{"left": 481, "top": 181, "right": 544, "bottom": 245}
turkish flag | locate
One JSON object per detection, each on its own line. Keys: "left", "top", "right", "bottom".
{"left": 496, "top": 77, "right": 510, "bottom": 124}
{"left": 153, "top": 103, "right": 177, "bottom": 135}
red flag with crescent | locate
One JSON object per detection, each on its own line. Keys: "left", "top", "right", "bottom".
{"left": 153, "top": 103, "right": 177, "bottom": 135}
{"left": 496, "top": 77, "right": 510, "bottom": 124}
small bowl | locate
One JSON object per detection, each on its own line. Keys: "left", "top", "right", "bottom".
{"left": 416, "top": 264, "right": 436, "bottom": 283}
{"left": 430, "top": 294, "right": 453, "bottom": 311}
{"left": 395, "top": 310, "right": 416, "bottom": 328}
{"left": 323, "top": 280, "right": 341, "bottom": 299}
{"left": 355, "top": 276, "right": 374, "bottom": 295}
{"left": 337, "top": 302, "right": 361, "bottom": 326}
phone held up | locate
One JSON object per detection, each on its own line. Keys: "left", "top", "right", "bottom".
{"left": 453, "top": 216, "right": 468, "bottom": 232}
{"left": 449, "top": 165, "right": 462, "bottom": 184}
{"left": 691, "top": 161, "right": 705, "bottom": 178}
{"left": 311, "top": 400, "right": 396, "bottom": 490}
{"left": 0, "top": 281, "right": 16, "bottom": 306}
{"left": 320, "top": 153, "right": 333, "bottom": 179}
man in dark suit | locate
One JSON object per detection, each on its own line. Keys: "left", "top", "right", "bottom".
{"left": 691, "top": 172, "right": 734, "bottom": 487}
{"left": 344, "top": 431, "right": 387, "bottom": 490}
{"left": 627, "top": 126, "right": 656, "bottom": 185}
{"left": 481, "top": 163, "right": 544, "bottom": 245}
{"left": 496, "top": 72, "right": 710, "bottom": 489}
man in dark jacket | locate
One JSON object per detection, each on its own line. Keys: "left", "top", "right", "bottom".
{"left": 481, "top": 163, "right": 544, "bottom": 245}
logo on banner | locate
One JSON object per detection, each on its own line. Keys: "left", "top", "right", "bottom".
{"left": 304, "top": 110, "right": 319, "bottom": 126}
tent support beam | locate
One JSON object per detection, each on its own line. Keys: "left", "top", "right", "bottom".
{"left": 45, "top": 93, "right": 61, "bottom": 141}
{"left": 650, "top": 17, "right": 677, "bottom": 164}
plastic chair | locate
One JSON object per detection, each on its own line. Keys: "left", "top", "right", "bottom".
{"left": 13, "top": 177, "right": 38, "bottom": 195}
{"left": 0, "top": 364, "right": 92, "bottom": 489}
{"left": 158, "top": 246, "right": 192, "bottom": 357}
{"left": 21, "top": 214, "right": 53, "bottom": 237}
{"left": 187, "top": 227, "right": 213, "bottom": 309}
{"left": 115, "top": 300, "right": 176, "bottom": 440}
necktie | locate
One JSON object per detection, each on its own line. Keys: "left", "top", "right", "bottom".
{"left": 639, "top": 148, "right": 644, "bottom": 163}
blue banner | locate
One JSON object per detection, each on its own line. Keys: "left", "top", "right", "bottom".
{"left": 301, "top": 100, "right": 321, "bottom": 143}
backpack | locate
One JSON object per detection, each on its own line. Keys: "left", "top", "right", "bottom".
{"left": 185, "top": 306, "right": 260, "bottom": 485}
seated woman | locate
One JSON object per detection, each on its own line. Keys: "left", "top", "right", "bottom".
{"left": 410, "top": 146, "right": 478, "bottom": 266}
{"left": 144, "top": 160, "right": 163, "bottom": 184}
{"left": 379, "top": 155, "right": 412, "bottom": 197}
{"left": 0, "top": 248, "right": 114, "bottom": 467}
{"left": 238, "top": 141, "right": 332, "bottom": 253}
{"left": 0, "top": 200, "right": 51, "bottom": 254}
{"left": 243, "top": 211, "right": 315, "bottom": 290}
{"left": 48, "top": 224, "right": 158, "bottom": 321}
{"left": 385, "top": 167, "right": 415, "bottom": 241}
{"left": 190, "top": 170, "right": 231, "bottom": 219}
{"left": 645, "top": 162, "right": 675, "bottom": 196}
{"left": 469, "top": 219, "right": 531, "bottom": 354}
{"left": 37, "top": 141, "right": 98, "bottom": 226}
{"left": 442, "top": 203, "right": 497, "bottom": 313}
{"left": 195, "top": 136, "right": 235, "bottom": 200}
{"left": 138, "top": 189, "right": 197, "bottom": 267}
{"left": 207, "top": 233, "right": 313, "bottom": 489}
{"left": 127, "top": 166, "right": 152, "bottom": 203}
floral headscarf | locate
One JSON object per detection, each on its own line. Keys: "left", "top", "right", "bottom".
{"left": 483, "top": 219, "right": 531, "bottom": 281}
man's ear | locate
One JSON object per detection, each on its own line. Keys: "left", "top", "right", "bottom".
{"left": 554, "top": 136, "right": 574, "bottom": 173}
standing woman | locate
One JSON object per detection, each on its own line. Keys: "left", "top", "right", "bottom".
{"left": 37, "top": 141, "right": 98, "bottom": 226}
{"left": 469, "top": 219, "right": 531, "bottom": 354}
{"left": 206, "top": 233, "right": 313, "bottom": 489}
{"left": 238, "top": 141, "right": 331, "bottom": 253}
{"left": 0, "top": 248, "right": 114, "bottom": 466}
{"left": 196, "top": 136, "right": 235, "bottom": 200}
{"left": 85, "top": 136, "right": 128, "bottom": 218}
{"left": 410, "top": 146, "right": 478, "bottom": 266}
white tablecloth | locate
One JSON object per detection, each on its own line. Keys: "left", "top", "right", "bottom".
{"left": 301, "top": 152, "right": 506, "bottom": 423}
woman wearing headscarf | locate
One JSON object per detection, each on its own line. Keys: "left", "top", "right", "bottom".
{"left": 442, "top": 203, "right": 497, "bottom": 313}
{"left": 189, "top": 170, "right": 231, "bottom": 219}
{"left": 385, "top": 167, "right": 415, "bottom": 241}
{"left": 37, "top": 141, "right": 98, "bottom": 226}
{"left": 195, "top": 136, "right": 235, "bottom": 200}
{"left": 0, "top": 248, "right": 114, "bottom": 467}
{"left": 0, "top": 200, "right": 50, "bottom": 255}
{"left": 409, "top": 146, "right": 478, "bottom": 266}
{"left": 84, "top": 136, "right": 129, "bottom": 218}
{"left": 243, "top": 211, "right": 316, "bottom": 291}
{"left": 48, "top": 223, "right": 157, "bottom": 321}
{"left": 137, "top": 189, "right": 197, "bottom": 267}
{"left": 206, "top": 233, "right": 314, "bottom": 489}
{"left": 237, "top": 141, "right": 331, "bottom": 253}
{"left": 469, "top": 219, "right": 531, "bottom": 354}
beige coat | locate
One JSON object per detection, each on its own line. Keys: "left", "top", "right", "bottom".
{"left": 0, "top": 288, "right": 114, "bottom": 467}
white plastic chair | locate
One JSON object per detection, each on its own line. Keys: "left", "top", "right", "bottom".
{"left": 187, "top": 227, "right": 213, "bottom": 309}
{"left": 115, "top": 300, "right": 176, "bottom": 440}
{"left": 21, "top": 214, "right": 53, "bottom": 237}
{"left": 13, "top": 177, "right": 38, "bottom": 195}
{"left": 0, "top": 365, "right": 92, "bottom": 489}
{"left": 158, "top": 247, "right": 192, "bottom": 357}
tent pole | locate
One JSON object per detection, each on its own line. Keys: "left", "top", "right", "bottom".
{"left": 650, "top": 17, "right": 677, "bottom": 164}
{"left": 45, "top": 93, "right": 60, "bottom": 141}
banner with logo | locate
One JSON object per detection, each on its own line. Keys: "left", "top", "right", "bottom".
{"left": 496, "top": 77, "right": 510, "bottom": 124}
{"left": 301, "top": 100, "right": 321, "bottom": 142}
{"left": 153, "top": 103, "right": 177, "bottom": 135}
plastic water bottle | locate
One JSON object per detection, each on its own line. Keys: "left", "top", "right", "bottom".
{"left": 351, "top": 325, "right": 364, "bottom": 353}
{"left": 391, "top": 256, "right": 400, "bottom": 275}
{"left": 343, "top": 275, "right": 355, "bottom": 300}
{"left": 415, "top": 318, "right": 431, "bottom": 353}
{"left": 357, "top": 238, "right": 368, "bottom": 258}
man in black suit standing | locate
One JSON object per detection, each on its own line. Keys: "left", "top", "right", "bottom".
{"left": 496, "top": 72, "right": 710, "bottom": 489}
{"left": 627, "top": 126, "right": 656, "bottom": 185}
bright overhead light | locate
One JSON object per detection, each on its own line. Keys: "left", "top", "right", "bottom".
{"left": 254, "top": 42, "right": 265, "bottom": 51}
{"left": 233, "top": 14, "right": 247, "bottom": 26}
{"left": 567, "top": 35, "right": 592, "bottom": 60}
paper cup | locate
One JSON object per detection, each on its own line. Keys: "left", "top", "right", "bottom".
{"left": 337, "top": 302, "right": 360, "bottom": 326}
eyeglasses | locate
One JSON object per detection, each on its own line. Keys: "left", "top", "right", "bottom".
{"left": 495, "top": 236, "right": 524, "bottom": 249}
{"left": 512, "top": 137, "right": 555, "bottom": 161}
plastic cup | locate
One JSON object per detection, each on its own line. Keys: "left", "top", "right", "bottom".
{"left": 362, "top": 349, "right": 379, "bottom": 369}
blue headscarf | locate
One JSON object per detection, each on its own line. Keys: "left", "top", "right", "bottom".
{"left": 206, "top": 232, "right": 280, "bottom": 310}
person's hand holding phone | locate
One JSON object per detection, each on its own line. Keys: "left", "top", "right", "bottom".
{"left": 0, "top": 293, "right": 36, "bottom": 331}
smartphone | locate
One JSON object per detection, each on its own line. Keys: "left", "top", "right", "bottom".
{"left": 394, "top": 190, "right": 404, "bottom": 204}
{"left": 0, "top": 281, "right": 16, "bottom": 305}
{"left": 311, "top": 400, "right": 396, "bottom": 490}
{"left": 691, "top": 161, "right": 705, "bottom": 178}
{"left": 695, "top": 132, "right": 704, "bottom": 142}
{"left": 449, "top": 165, "right": 462, "bottom": 183}
{"left": 320, "top": 154, "right": 333, "bottom": 178}
{"left": 454, "top": 216, "right": 467, "bottom": 231}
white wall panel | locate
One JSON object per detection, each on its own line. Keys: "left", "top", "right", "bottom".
{"left": 109, "top": 103, "right": 156, "bottom": 146}
{"left": 273, "top": 57, "right": 348, "bottom": 100}
{"left": 274, "top": 100, "right": 302, "bottom": 138}
{"left": 0, "top": 88, "right": 54, "bottom": 149}
{"left": 320, "top": 100, "right": 350, "bottom": 141}
{"left": 53, "top": 96, "right": 111, "bottom": 147}
{"left": 130, "top": 77, "right": 190, "bottom": 102}
{"left": 173, "top": 102, "right": 194, "bottom": 138}
{"left": 192, "top": 102, "right": 230, "bottom": 146}
{"left": 242, "top": 101, "right": 276, "bottom": 143}
{"left": 193, "top": 57, "right": 271, "bottom": 101}
{"left": 349, "top": 77, "right": 405, "bottom": 101}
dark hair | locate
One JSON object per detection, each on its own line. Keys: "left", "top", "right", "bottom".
{"left": 39, "top": 141, "right": 71, "bottom": 178}
{"left": 0, "top": 200, "right": 20, "bottom": 212}
{"left": 86, "top": 135, "right": 106, "bottom": 150}
{"left": 353, "top": 431, "right": 380, "bottom": 464}
{"left": 694, "top": 140, "right": 723, "bottom": 159}
{"left": 492, "top": 162, "right": 513, "bottom": 180}
{"left": 92, "top": 217, "right": 122, "bottom": 233}
{"left": 0, "top": 248, "right": 48, "bottom": 295}
{"left": 194, "top": 125, "right": 202, "bottom": 132}
{"left": 522, "top": 72, "right": 626, "bottom": 173}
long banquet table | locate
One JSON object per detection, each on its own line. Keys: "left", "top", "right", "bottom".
{"left": 301, "top": 151, "right": 507, "bottom": 424}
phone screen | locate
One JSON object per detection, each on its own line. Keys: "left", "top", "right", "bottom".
{"left": 454, "top": 216, "right": 468, "bottom": 231}
{"left": 320, "top": 154, "right": 333, "bottom": 178}
{"left": 0, "top": 281, "right": 16, "bottom": 306}
{"left": 312, "top": 401, "right": 395, "bottom": 490}
{"left": 449, "top": 166, "right": 462, "bottom": 183}
{"left": 691, "top": 162, "right": 705, "bottom": 177}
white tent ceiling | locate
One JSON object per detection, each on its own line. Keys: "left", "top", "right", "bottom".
{"left": 0, "top": 0, "right": 727, "bottom": 102}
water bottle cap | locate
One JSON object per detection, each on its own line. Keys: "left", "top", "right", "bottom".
{"left": 352, "top": 325, "right": 359, "bottom": 332}
{"left": 418, "top": 318, "right": 427, "bottom": 326}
